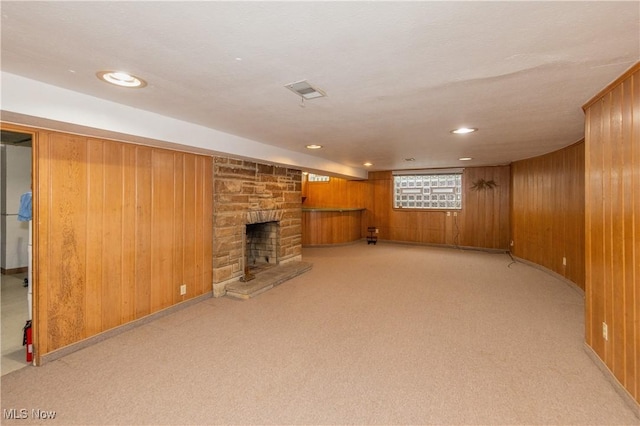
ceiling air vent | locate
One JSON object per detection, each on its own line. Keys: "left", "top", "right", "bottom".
{"left": 285, "top": 80, "right": 326, "bottom": 100}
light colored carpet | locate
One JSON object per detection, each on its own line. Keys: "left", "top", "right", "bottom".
{"left": 1, "top": 242, "right": 638, "bottom": 425}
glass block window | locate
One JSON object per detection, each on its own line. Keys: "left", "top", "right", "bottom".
{"left": 307, "top": 173, "right": 330, "bottom": 182}
{"left": 393, "top": 172, "right": 462, "bottom": 210}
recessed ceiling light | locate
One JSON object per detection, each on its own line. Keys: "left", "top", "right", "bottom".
{"left": 459, "top": 157, "right": 473, "bottom": 161}
{"left": 405, "top": 158, "right": 415, "bottom": 162}
{"left": 97, "top": 71, "right": 147, "bottom": 88}
{"left": 363, "top": 162, "right": 373, "bottom": 167}
{"left": 306, "top": 144, "right": 323, "bottom": 150}
{"left": 451, "top": 127, "right": 477, "bottom": 134}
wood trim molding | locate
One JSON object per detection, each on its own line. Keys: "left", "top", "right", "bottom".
{"left": 582, "top": 61, "right": 640, "bottom": 111}
{"left": 584, "top": 343, "right": 640, "bottom": 419}
{"left": 38, "top": 292, "right": 212, "bottom": 365}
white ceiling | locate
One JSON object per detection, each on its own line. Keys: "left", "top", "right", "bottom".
{"left": 1, "top": 1, "right": 639, "bottom": 175}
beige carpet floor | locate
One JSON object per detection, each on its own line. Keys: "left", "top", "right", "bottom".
{"left": 1, "top": 242, "right": 638, "bottom": 425}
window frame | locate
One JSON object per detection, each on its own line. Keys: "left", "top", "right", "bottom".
{"left": 392, "top": 168, "right": 463, "bottom": 211}
{"left": 307, "top": 173, "right": 330, "bottom": 183}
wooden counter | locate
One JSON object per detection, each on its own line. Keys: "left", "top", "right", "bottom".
{"left": 302, "top": 208, "right": 365, "bottom": 246}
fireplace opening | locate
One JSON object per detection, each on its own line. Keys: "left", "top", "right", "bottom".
{"left": 244, "top": 221, "right": 279, "bottom": 278}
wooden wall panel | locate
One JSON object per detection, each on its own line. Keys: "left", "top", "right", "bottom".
{"left": 564, "top": 143, "right": 586, "bottom": 289}
{"left": 628, "top": 67, "right": 639, "bottom": 404}
{"left": 194, "top": 156, "right": 207, "bottom": 295}
{"left": 634, "top": 66, "right": 640, "bottom": 405}
{"left": 584, "top": 62, "right": 639, "bottom": 406}
{"left": 102, "top": 141, "right": 124, "bottom": 331}
{"left": 173, "top": 154, "right": 185, "bottom": 303}
{"left": 183, "top": 155, "right": 197, "bottom": 297}
{"left": 510, "top": 142, "right": 585, "bottom": 289}
{"left": 47, "top": 133, "right": 87, "bottom": 350}
{"left": 303, "top": 177, "right": 370, "bottom": 210}
{"left": 303, "top": 176, "right": 373, "bottom": 239}
{"left": 152, "top": 150, "right": 175, "bottom": 311}
{"left": 86, "top": 139, "right": 104, "bottom": 336}
{"left": 202, "top": 157, "right": 213, "bottom": 295}
{"left": 121, "top": 144, "right": 137, "bottom": 324}
{"left": 461, "top": 166, "right": 510, "bottom": 249}
{"left": 302, "top": 167, "right": 509, "bottom": 250}
{"left": 135, "top": 148, "right": 153, "bottom": 318}
{"left": 301, "top": 210, "right": 363, "bottom": 245}
{"left": 28, "top": 129, "right": 213, "bottom": 360}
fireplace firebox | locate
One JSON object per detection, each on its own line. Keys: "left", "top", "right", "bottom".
{"left": 243, "top": 221, "right": 279, "bottom": 279}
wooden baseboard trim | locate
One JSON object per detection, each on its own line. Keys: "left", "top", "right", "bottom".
{"left": 511, "top": 255, "right": 585, "bottom": 297}
{"left": 303, "top": 238, "right": 510, "bottom": 253}
{"left": 583, "top": 343, "right": 640, "bottom": 419}
{"left": 38, "top": 292, "right": 213, "bottom": 365}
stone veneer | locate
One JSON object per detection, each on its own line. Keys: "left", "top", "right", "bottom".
{"left": 212, "top": 156, "right": 302, "bottom": 297}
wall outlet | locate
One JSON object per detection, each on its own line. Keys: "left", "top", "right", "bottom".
{"left": 375, "top": 228, "right": 379, "bottom": 234}
{"left": 453, "top": 212, "right": 458, "bottom": 217}
{"left": 510, "top": 240, "right": 514, "bottom": 247}
{"left": 447, "top": 211, "right": 451, "bottom": 216}
{"left": 180, "top": 284, "right": 187, "bottom": 296}
{"left": 562, "top": 257, "right": 567, "bottom": 266}
{"left": 602, "top": 322, "right": 608, "bottom": 341}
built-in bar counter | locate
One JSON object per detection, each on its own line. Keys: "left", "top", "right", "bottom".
{"left": 301, "top": 207, "right": 366, "bottom": 246}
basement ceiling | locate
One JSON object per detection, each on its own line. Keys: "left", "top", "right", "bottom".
{"left": 1, "top": 1, "right": 638, "bottom": 173}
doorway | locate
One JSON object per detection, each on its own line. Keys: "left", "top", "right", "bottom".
{"left": 1, "top": 129, "right": 33, "bottom": 375}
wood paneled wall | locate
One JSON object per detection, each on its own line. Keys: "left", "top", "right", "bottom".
{"left": 459, "top": 166, "right": 511, "bottom": 249}
{"left": 301, "top": 210, "right": 363, "bottom": 245}
{"left": 303, "top": 167, "right": 510, "bottom": 250}
{"left": 303, "top": 177, "right": 372, "bottom": 238}
{"left": 367, "top": 168, "right": 509, "bottom": 248}
{"left": 510, "top": 142, "right": 586, "bottom": 289}
{"left": 583, "top": 63, "right": 639, "bottom": 405}
{"left": 33, "top": 130, "right": 213, "bottom": 360}
{"left": 368, "top": 171, "right": 449, "bottom": 244}
{"left": 303, "top": 177, "right": 371, "bottom": 210}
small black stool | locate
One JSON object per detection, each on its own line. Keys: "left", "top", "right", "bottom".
{"left": 367, "top": 227, "right": 378, "bottom": 245}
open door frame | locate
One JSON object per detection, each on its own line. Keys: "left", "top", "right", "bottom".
{"left": 1, "top": 122, "right": 39, "bottom": 365}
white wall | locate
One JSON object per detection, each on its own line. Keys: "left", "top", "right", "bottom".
{"left": 1, "top": 72, "right": 367, "bottom": 180}
{"left": 1, "top": 143, "right": 31, "bottom": 270}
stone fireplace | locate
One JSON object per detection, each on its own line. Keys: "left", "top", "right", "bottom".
{"left": 211, "top": 157, "right": 302, "bottom": 297}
